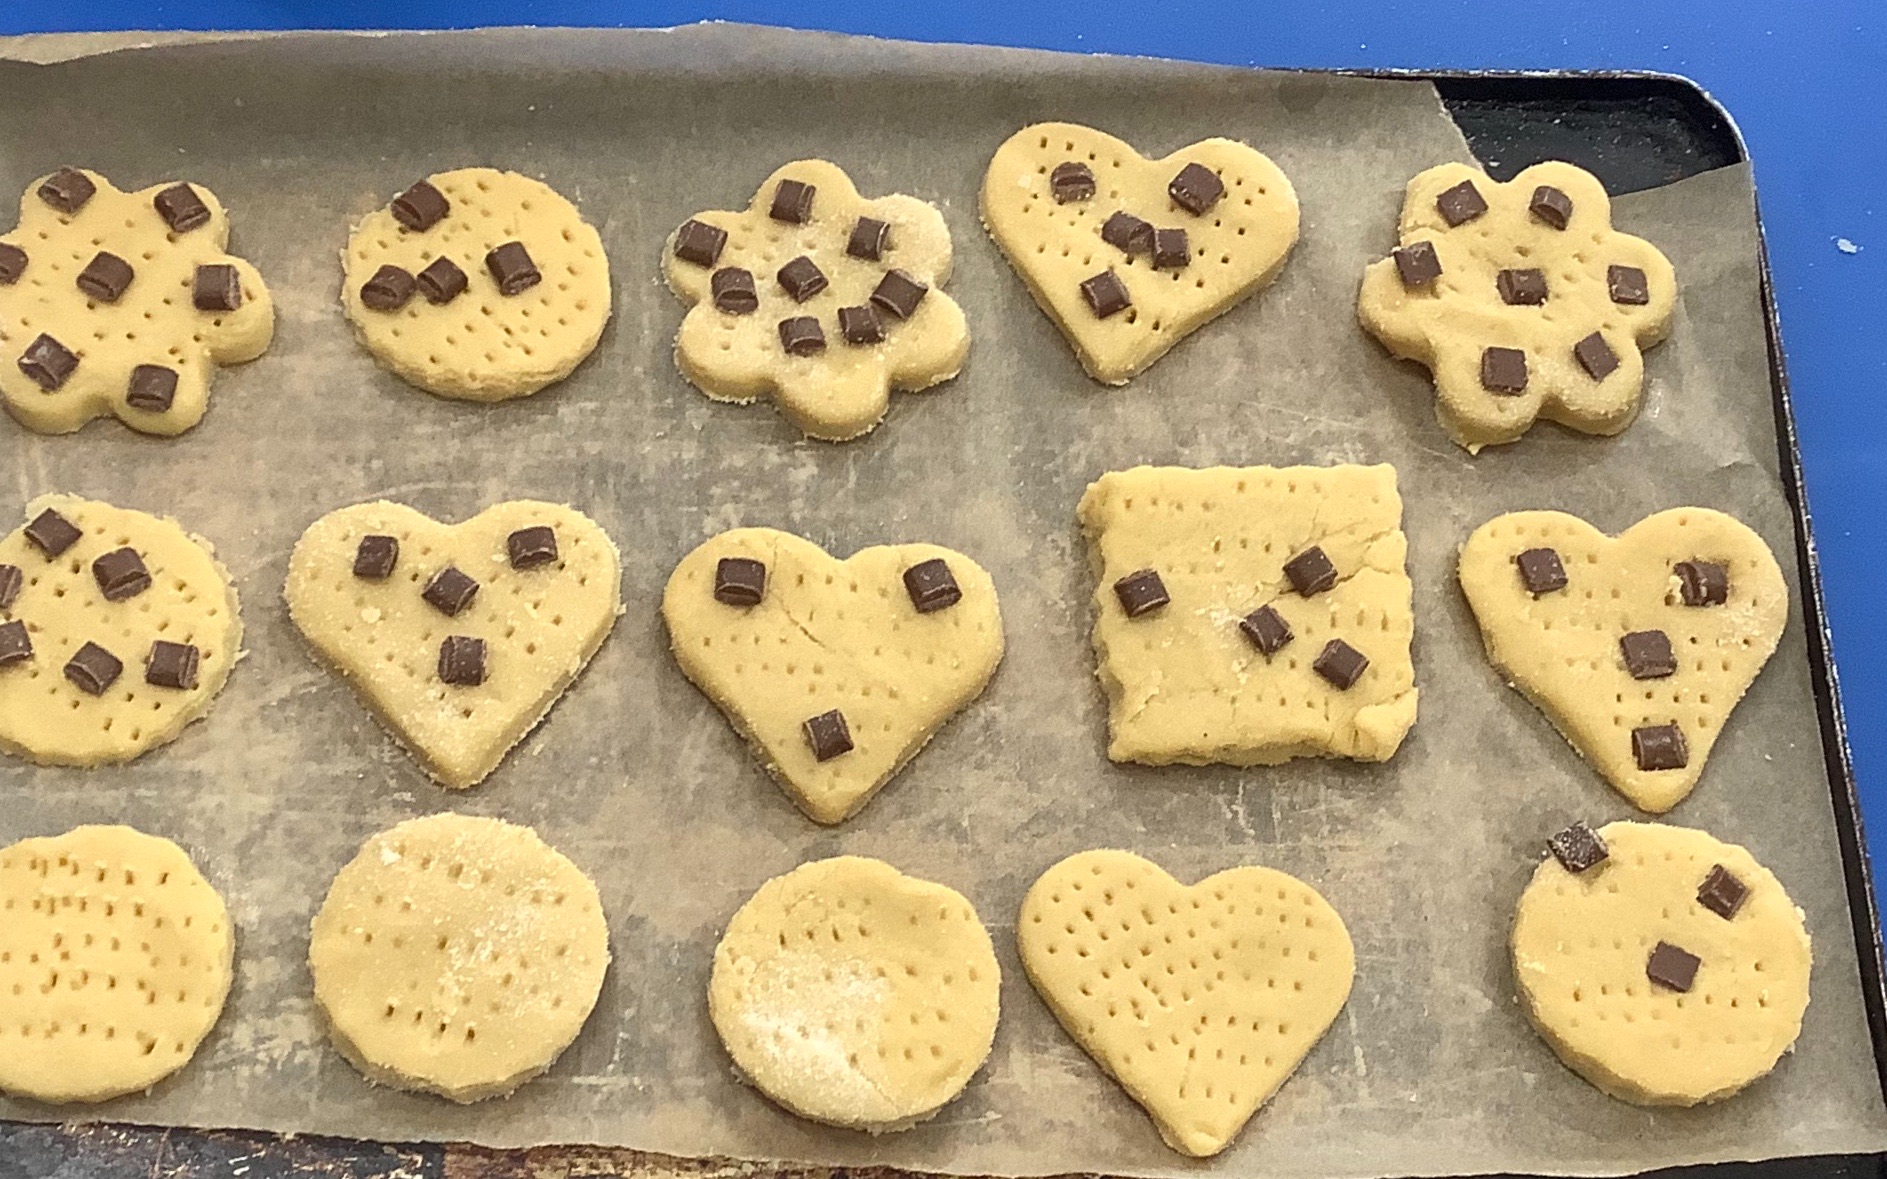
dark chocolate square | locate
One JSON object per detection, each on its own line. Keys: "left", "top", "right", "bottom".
{"left": 23, "top": 508, "right": 82, "bottom": 559}
{"left": 1313, "top": 639, "right": 1369, "bottom": 689}
{"left": 1481, "top": 346, "right": 1528, "bottom": 394}
{"left": 1151, "top": 228, "right": 1190, "bottom": 271}
{"left": 903, "top": 558, "right": 961, "bottom": 614}
{"left": 192, "top": 264, "right": 243, "bottom": 312}
{"left": 1515, "top": 547, "right": 1568, "bottom": 596}
{"left": 485, "top": 241, "right": 541, "bottom": 296}
{"left": 144, "top": 640, "right": 200, "bottom": 691}
{"left": 507, "top": 526, "right": 558, "bottom": 570}
{"left": 847, "top": 217, "right": 891, "bottom": 261}
{"left": 153, "top": 183, "right": 212, "bottom": 234}
{"left": 1575, "top": 331, "right": 1619, "bottom": 380}
{"left": 776, "top": 256, "right": 828, "bottom": 303}
{"left": 1697, "top": 864, "right": 1750, "bottom": 919}
{"left": 19, "top": 334, "right": 78, "bottom": 391}
{"left": 37, "top": 167, "right": 95, "bottom": 215}
{"left": 1608, "top": 264, "right": 1651, "bottom": 305}
{"left": 1079, "top": 270, "right": 1131, "bottom": 319}
{"left": 353, "top": 535, "right": 399, "bottom": 580}
{"left": 1435, "top": 179, "right": 1488, "bottom": 226}
{"left": 391, "top": 180, "right": 450, "bottom": 232}
{"left": 1675, "top": 560, "right": 1730, "bottom": 607}
{"left": 673, "top": 219, "right": 727, "bottom": 268}
{"left": 126, "top": 365, "right": 179, "bottom": 414}
{"left": 713, "top": 557, "right": 767, "bottom": 607}
{"left": 0, "top": 564, "right": 20, "bottom": 612}
{"left": 778, "top": 316, "right": 826, "bottom": 356}
{"left": 1168, "top": 162, "right": 1225, "bottom": 215}
{"left": 803, "top": 708, "right": 854, "bottom": 761}
{"left": 1619, "top": 630, "right": 1677, "bottom": 680}
{"left": 711, "top": 267, "right": 758, "bottom": 314}
{"left": 1050, "top": 161, "right": 1097, "bottom": 204}
{"left": 76, "top": 251, "right": 134, "bottom": 303}
{"left": 0, "top": 243, "right": 26, "bottom": 285}
{"left": 1283, "top": 546, "right": 1338, "bottom": 597}
{"left": 870, "top": 269, "right": 929, "bottom": 320}
{"left": 838, "top": 305, "right": 884, "bottom": 346}
{"left": 1100, "top": 211, "right": 1154, "bottom": 255}
{"left": 416, "top": 257, "right": 468, "bottom": 305}
{"left": 1646, "top": 941, "right": 1701, "bottom": 992}
{"left": 1632, "top": 723, "right": 1690, "bottom": 771}
{"left": 770, "top": 179, "right": 816, "bottom": 224}
{"left": 91, "top": 547, "right": 152, "bottom": 602}
{"left": 1530, "top": 185, "right": 1574, "bottom": 230}
{"left": 438, "top": 635, "right": 487, "bottom": 686}
{"left": 1239, "top": 605, "right": 1293, "bottom": 656}
{"left": 1496, "top": 268, "right": 1548, "bottom": 306}
{"left": 1113, "top": 569, "right": 1169, "bottom": 618}
{"left": 421, "top": 566, "right": 480, "bottom": 616}
{"left": 0, "top": 619, "right": 29, "bottom": 668}
{"left": 1393, "top": 241, "right": 1442, "bottom": 287}
{"left": 360, "top": 264, "right": 416, "bottom": 312}
{"left": 64, "top": 641, "right": 122, "bottom": 696}
{"left": 1547, "top": 821, "right": 1609, "bottom": 873}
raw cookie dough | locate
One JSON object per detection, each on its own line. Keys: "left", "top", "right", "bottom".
{"left": 981, "top": 122, "right": 1299, "bottom": 384}
{"left": 342, "top": 168, "right": 611, "bottom": 401}
{"left": 1513, "top": 820, "right": 1811, "bottom": 1105}
{"left": 284, "top": 500, "right": 622, "bottom": 789}
{"left": 1019, "top": 849, "right": 1354, "bottom": 1157}
{"left": 662, "top": 160, "right": 969, "bottom": 441}
{"left": 0, "top": 494, "right": 242, "bottom": 766}
{"left": 1459, "top": 508, "right": 1787, "bottom": 812}
{"left": 1077, "top": 465, "right": 1416, "bottom": 766}
{"left": 709, "top": 856, "right": 1000, "bottom": 1132}
{"left": 0, "top": 168, "right": 274, "bottom": 435}
{"left": 661, "top": 527, "right": 1003, "bottom": 824}
{"left": 0, "top": 825, "right": 233, "bottom": 1103}
{"left": 1358, "top": 160, "right": 1677, "bottom": 452}
{"left": 309, "top": 813, "right": 610, "bottom": 1103}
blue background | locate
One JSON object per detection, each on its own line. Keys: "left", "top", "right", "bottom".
{"left": 5, "top": 2, "right": 1884, "bottom": 882}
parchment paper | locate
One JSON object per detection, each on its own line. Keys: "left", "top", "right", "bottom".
{"left": 0, "top": 23, "right": 1882, "bottom": 1179}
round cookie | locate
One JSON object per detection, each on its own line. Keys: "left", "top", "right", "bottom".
{"left": 1512, "top": 821, "right": 1811, "bottom": 1106}
{"left": 0, "top": 825, "right": 234, "bottom": 1103}
{"left": 709, "top": 856, "right": 1001, "bottom": 1132}
{"left": 342, "top": 168, "right": 610, "bottom": 401}
{"left": 309, "top": 813, "right": 611, "bottom": 1103}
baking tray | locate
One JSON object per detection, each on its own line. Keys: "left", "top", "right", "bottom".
{"left": 0, "top": 26, "right": 1882, "bottom": 1179}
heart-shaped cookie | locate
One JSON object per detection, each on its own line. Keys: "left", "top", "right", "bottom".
{"left": 1459, "top": 509, "right": 1787, "bottom": 812}
{"left": 1018, "top": 850, "right": 1355, "bottom": 1157}
{"left": 981, "top": 122, "right": 1299, "bottom": 384}
{"left": 285, "top": 500, "right": 622, "bottom": 789}
{"left": 661, "top": 528, "right": 1004, "bottom": 824}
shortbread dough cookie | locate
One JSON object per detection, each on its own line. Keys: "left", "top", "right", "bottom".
{"left": 284, "top": 500, "right": 622, "bottom": 789}
{"left": 343, "top": 168, "right": 610, "bottom": 401}
{"left": 1359, "top": 161, "right": 1677, "bottom": 452}
{"left": 1077, "top": 465, "right": 1416, "bottom": 766}
{"left": 982, "top": 123, "right": 1299, "bottom": 384}
{"left": 1513, "top": 821, "right": 1811, "bottom": 1105}
{"left": 0, "top": 167, "right": 274, "bottom": 435}
{"left": 309, "top": 813, "right": 610, "bottom": 1103}
{"left": 0, "top": 825, "right": 233, "bottom": 1103}
{"left": 662, "top": 527, "right": 1004, "bottom": 824}
{"left": 1019, "top": 850, "right": 1354, "bottom": 1157}
{"left": 709, "top": 856, "right": 1000, "bottom": 1132}
{"left": 1459, "top": 508, "right": 1786, "bottom": 812}
{"left": 662, "top": 160, "right": 969, "bottom": 441}
{"left": 0, "top": 494, "right": 242, "bottom": 766}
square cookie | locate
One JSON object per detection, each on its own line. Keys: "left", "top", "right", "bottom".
{"left": 1077, "top": 464, "right": 1417, "bottom": 765}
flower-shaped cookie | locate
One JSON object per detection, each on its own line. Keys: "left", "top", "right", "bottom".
{"left": 662, "top": 161, "right": 969, "bottom": 441}
{"left": 1358, "top": 161, "right": 1676, "bottom": 453}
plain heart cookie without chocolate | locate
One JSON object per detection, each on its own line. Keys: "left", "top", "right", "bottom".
{"left": 1459, "top": 508, "right": 1787, "bottom": 812}
{"left": 1018, "top": 850, "right": 1355, "bottom": 1157}
{"left": 661, "top": 527, "right": 1003, "bottom": 825}
{"left": 285, "top": 500, "right": 622, "bottom": 789}
{"left": 981, "top": 122, "right": 1298, "bottom": 384}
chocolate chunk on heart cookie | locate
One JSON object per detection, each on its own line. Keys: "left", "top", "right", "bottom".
{"left": 1359, "top": 160, "right": 1677, "bottom": 452}
{"left": 1459, "top": 508, "right": 1787, "bottom": 812}
{"left": 0, "top": 169, "right": 274, "bottom": 436}
{"left": 662, "top": 160, "right": 970, "bottom": 441}
{"left": 343, "top": 169, "right": 611, "bottom": 401}
{"left": 285, "top": 500, "right": 622, "bottom": 789}
{"left": 661, "top": 528, "right": 1003, "bottom": 824}
{"left": 981, "top": 123, "right": 1299, "bottom": 384}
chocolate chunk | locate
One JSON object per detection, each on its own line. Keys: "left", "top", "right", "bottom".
{"left": 391, "top": 180, "right": 450, "bottom": 232}
{"left": 1530, "top": 185, "right": 1574, "bottom": 230}
{"left": 0, "top": 564, "right": 19, "bottom": 612}
{"left": 1100, "top": 211, "right": 1154, "bottom": 255}
{"left": 803, "top": 708, "right": 854, "bottom": 761}
{"left": 1620, "top": 629, "right": 1676, "bottom": 680}
{"left": 847, "top": 216, "right": 891, "bottom": 261}
{"left": 18, "top": 334, "right": 78, "bottom": 391}
{"left": 1113, "top": 569, "right": 1169, "bottom": 618}
{"left": 1646, "top": 941, "right": 1701, "bottom": 992}
{"left": 1393, "top": 241, "right": 1442, "bottom": 287}
{"left": 770, "top": 179, "right": 816, "bottom": 224}
{"left": 713, "top": 556, "right": 766, "bottom": 607}
{"left": 153, "top": 183, "right": 211, "bottom": 234}
{"left": 838, "top": 305, "right": 884, "bottom": 346}
{"left": 353, "top": 535, "right": 399, "bottom": 580}
{"left": 673, "top": 219, "right": 727, "bottom": 268}
{"left": 126, "top": 365, "right": 178, "bottom": 413}
{"left": 91, "top": 547, "right": 152, "bottom": 602}
{"left": 1151, "top": 228, "right": 1190, "bottom": 271}
{"left": 1574, "top": 331, "right": 1620, "bottom": 380}
{"left": 903, "top": 558, "right": 961, "bottom": 614}
{"left": 1481, "top": 346, "right": 1529, "bottom": 394}
{"left": 23, "top": 508, "right": 82, "bottom": 558}
{"left": 1497, "top": 268, "right": 1548, "bottom": 306}
{"left": 1547, "top": 821, "right": 1609, "bottom": 873}
{"left": 1283, "top": 546, "right": 1338, "bottom": 597}
{"left": 1697, "top": 864, "right": 1750, "bottom": 919}
{"left": 1313, "top": 639, "right": 1369, "bottom": 689}
{"left": 64, "top": 641, "right": 121, "bottom": 695}
{"left": 76, "top": 251, "right": 135, "bottom": 303}
{"left": 360, "top": 264, "right": 416, "bottom": 312}
{"left": 438, "top": 635, "right": 487, "bottom": 686}
{"left": 485, "top": 241, "right": 541, "bottom": 296}
{"left": 192, "top": 263, "right": 243, "bottom": 311}
{"left": 1436, "top": 179, "right": 1488, "bottom": 226}
{"left": 421, "top": 566, "right": 479, "bottom": 616}
{"left": 507, "top": 526, "right": 558, "bottom": 570}
{"left": 37, "top": 168, "right": 95, "bottom": 215}
{"left": 0, "top": 620, "right": 29, "bottom": 668}
{"left": 144, "top": 640, "right": 200, "bottom": 691}
{"left": 1515, "top": 547, "right": 1568, "bottom": 596}
{"left": 1239, "top": 605, "right": 1293, "bottom": 656}
{"left": 778, "top": 316, "right": 826, "bottom": 357}
{"left": 1608, "top": 264, "right": 1651, "bottom": 306}
{"left": 1168, "top": 162, "right": 1224, "bottom": 216}
{"left": 416, "top": 257, "right": 467, "bottom": 305}
{"left": 776, "top": 256, "right": 828, "bottom": 303}
{"left": 869, "top": 269, "right": 929, "bottom": 320}
{"left": 1079, "top": 270, "right": 1131, "bottom": 319}
{"left": 1632, "top": 723, "right": 1689, "bottom": 771}
{"left": 1675, "top": 560, "right": 1730, "bottom": 607}
{"left": 0, "top": 243, "right": 26, "bottom": 285}
{"left": 1050, "top": 161, "right": 1097, "bottom": 204}
{"left": 710, "top": 267, "right": 758, "bottom": 314}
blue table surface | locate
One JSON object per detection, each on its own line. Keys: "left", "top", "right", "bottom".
{"left": 4, "top": 2, "right": 1885, "bottom": 890}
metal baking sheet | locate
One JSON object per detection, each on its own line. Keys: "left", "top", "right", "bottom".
{"left": 0, "top": 23, "right": 1882, "bottom": 1179}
